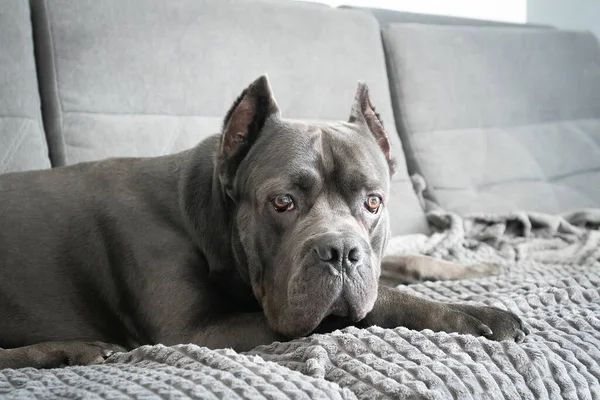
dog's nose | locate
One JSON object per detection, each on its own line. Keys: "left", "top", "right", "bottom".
{"left": 314, "top": 235, "right": 365, "bottom": 274}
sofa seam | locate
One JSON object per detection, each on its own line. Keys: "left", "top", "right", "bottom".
{"left": 23, "top": 2, "right": 51, "bottom": 169}
{"left": 60, "top": 110, "right": 226, "bottom": 118}
{"left": 41, "top": 0, "right": 67, "bottom": 166}
{"left": 0, "top": 115, "right": 38, "bottom": 122}
{"left": 410, "top": 116, "right": 600, "bottom": 135}
{"left": 0, "top": 119, "right": 29, "bottom": 170}
{"left": 382, "top": 29, "right": 435, "bottom": 206}
{"left": 431, "top": 166, "right": 600, "bottom": 192}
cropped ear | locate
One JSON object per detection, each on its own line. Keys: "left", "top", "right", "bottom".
{"left": 348, "top": 82, "right": 391, "bottom": 161}
{"left": 218, "top": 75, "right": 280, "bottom": 189}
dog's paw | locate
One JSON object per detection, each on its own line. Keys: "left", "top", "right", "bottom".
{"left": 458, "top": 262, "right": 501, "bottom": 280}
{"left": 35, "top": 340, "right": 126, "bottom": 368}
{"left": 441, "top": 304, "right": 528, "bottom": 342}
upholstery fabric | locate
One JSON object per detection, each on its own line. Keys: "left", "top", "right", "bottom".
{"left": 0, "top": 1, "right": 50, "bottom": 173}
{"left": 30, "top": 0, "right": 428, "bottom": 234}
{"left": 383, "top": 25, "right": 600, "bottom": 214}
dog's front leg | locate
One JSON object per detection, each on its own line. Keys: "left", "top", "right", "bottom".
{"left": 191, "top": 313, "right": 285, "bottom": 352}
{"left": 359, "top": 286, "right": 527, "bottom": 342}
{"left": 0, "top": 340, "right": 126, "bottom": 369}
{"left": 380, "top": 254, "right": 500, "bottom": 286}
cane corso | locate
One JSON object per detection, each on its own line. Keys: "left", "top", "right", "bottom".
{"left": 0, "top": 76, "right": 526, "bottom": 369}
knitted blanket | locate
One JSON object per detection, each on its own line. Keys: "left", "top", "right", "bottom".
{"left": 2, "top": 208, "right": 600, "bottom": 399}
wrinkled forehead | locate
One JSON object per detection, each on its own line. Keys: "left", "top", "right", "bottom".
{"left": 238, "top": 118, "right": 391, "bottom": 198}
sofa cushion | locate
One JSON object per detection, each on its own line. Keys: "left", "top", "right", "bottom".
{"left": 0, "top": 0, "right": 50, "bottom": 174}
{"left": 30, "top": 0, "right": 428, "bottom": 235}
{"left": 383, "top": 24, "right": 600, "bottom": 214}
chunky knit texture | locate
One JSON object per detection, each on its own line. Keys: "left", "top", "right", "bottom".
{"left": 2, "top": 207, "right": 600, "bottom": 399}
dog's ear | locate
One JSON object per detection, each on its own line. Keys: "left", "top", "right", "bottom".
{"left": 348, "top": 82, "right": 391, "bottom": 161}
{"left": 218, "top": 75, "right": 280, "bottom": 188}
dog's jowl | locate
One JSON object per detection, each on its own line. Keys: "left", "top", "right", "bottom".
{"left": 0, "top": 76, "right": 526, "bottom": 369}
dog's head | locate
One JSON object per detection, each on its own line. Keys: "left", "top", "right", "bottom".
{"left": 217, "top": 75, "right": 394, "bottom": 338}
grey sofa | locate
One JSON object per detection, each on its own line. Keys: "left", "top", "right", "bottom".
{"left": 5, "top": 0, "right": 600, "bottom": 231}
{"left": 2, "top": 0, "right": 600, "bottom": 398}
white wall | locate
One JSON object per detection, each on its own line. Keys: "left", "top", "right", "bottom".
{"left": 298, "top": 0, "right": 527, "bottom": 23}
{"left": 527, "top": 0, "right": 600, "bottom": 38}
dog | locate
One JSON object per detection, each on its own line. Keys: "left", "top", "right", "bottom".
{"left": 0, "top": 76, "right": 526, "bottom": 369}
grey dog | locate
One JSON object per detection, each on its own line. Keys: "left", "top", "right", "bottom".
{"left": 0, "top": 76, "right": 526, "bottom": 369}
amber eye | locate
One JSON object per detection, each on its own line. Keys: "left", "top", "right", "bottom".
{"left": 271, "top": 194, "right": 295, "bottom": 212}
{"left": 365, "top": 195, "right": 382, "bottom": 213}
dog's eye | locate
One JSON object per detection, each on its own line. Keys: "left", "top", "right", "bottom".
{"left": 364, "top": 195, "right": 381, "bottom": 213}
{"left": 271, "top": 194, "right": 295, "bottom": 212}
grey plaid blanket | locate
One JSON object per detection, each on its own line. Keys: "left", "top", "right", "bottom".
{"left": 2, "top": 208, "right": 600, "bottom": 399}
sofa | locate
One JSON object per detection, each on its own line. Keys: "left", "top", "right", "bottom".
{"left": 2, "top": 0, "right": 600, "bottom": 398}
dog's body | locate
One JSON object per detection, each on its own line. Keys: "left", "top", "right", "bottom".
{"left": 0, "top": 77, "right": 526, "bottom": 369}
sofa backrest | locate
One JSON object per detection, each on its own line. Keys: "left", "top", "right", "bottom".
{"left": 382, "top": 24, "right": 600, "bottom": 214}
{"left": 29, "top": 0, "right": 429, "bottom": 235}
{"left": 0, "top": 0, "right": 50, "bottom": 174}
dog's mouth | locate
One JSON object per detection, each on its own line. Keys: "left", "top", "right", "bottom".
{"left": 329, "top": 297, "right": 351, "bottom": 317}
{"left": 264, "top": 281, "right": 376, "bottom": 339}
{"left": 328, "top": 294, "right": 370, "bottom": 322}
{"left": 260, "top": 248, "right": 379, "bottom": 339}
